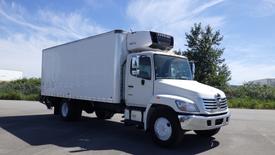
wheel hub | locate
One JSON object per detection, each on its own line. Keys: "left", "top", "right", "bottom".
{"left": 61, "top": 102, "right": 69, "bottom": 117}
{"left": 154, "top": 117, "right": 172, "bottom": 141}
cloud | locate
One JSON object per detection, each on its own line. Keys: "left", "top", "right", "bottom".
{"left": 83, "top": 0, "right": 116, "bottom": 9}
{"left": 0, "top": 4, "right": 45, "bottom": 32}
{"left": 260, "top": 0, "right": 275, "bottom": 16}
{"left": 190, "top": 0, "right": 224, "bottom": 18}
{"left": 0, "top": 33, "right": 52, "bottom": 77}
{"left": 225, "top": 40, "right": 275, "bottom": 85}
{"left": 37, "top": 9, "right": 106, "bottom": 39}
{"left": 127, "top": 0, "right": 275, "bottom": 85}
{"left": 1, "top": 0, "right": 273, "bottom": 85}
{"left": 228, "top": 61, "right": 275, "bottom": 85}
{"left": 0, "top": 0, "right": 106, "bottom": 77}
{"left": 248, "top": 0, "right": 275, "bottom": 17}
{"left": 126, "top": 0, "right": 225, "bottom": 48}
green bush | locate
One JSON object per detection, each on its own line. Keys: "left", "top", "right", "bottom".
{"left": 225, "top": 83, "right": 275, "bottom": 100}
{"left": 224, "top": 83, "right": 275, "bottom": 109}
{"left": 22, "top": 94, "right": 40, "bottom": 101}
{"left": 228, "top": 97, "right": 275, "bottom": 109}
{"left": 0, "top": 92, "right": 22, "bottom": 100}
{"left": 0, "top": 78, "right": 40, "bottom": 101}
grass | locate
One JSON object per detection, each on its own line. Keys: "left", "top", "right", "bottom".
{"left": 0, "top": 78, "right": 40, "bottom": 101}
{"left": 228, "top": 97, "right": 275, "bottom": 109}
{"left": 224, "top": 83, "right": 275, "bottom": 109}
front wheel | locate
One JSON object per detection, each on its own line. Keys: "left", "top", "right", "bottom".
{"left": 149, "top": 108, "right": 183, "bottom": 147}
{"left": 194, "top": 128, "right": 220, "bottom": 137}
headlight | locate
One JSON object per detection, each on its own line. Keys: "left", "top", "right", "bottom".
{"left": 175, "top": 100, "right": 199, "bottom": 112}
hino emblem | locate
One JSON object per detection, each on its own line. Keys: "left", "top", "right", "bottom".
{"left": 215, "top": 93, "right": 221, "bottom": 109}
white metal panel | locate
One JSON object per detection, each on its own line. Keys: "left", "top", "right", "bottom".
{"left": 131, "top": 110, "right": 142, "bottom": 122}
{"left": 127, "top": 31, "right": 174, "bottom": 52}
{"left": 41, "top": 31, "right": 128, "bottom": 103}
{"left": 127, "top": 31, "right": 154, "bottom": 52}
{"left": 125, "top": 54, "right": 154, "bottom": 107}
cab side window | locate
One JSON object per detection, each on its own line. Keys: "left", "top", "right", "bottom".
{"left": 130, "top": 55, "right": 151, "bottom": 80}
{"left": 138, "top": 56, "right": 151, "bottom": 80}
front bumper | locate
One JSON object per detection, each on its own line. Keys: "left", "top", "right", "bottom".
{"left": 178, "top": 112, "right": 230, "bottom": 130}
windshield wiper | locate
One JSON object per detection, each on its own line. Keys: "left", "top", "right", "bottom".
{"left": 156, "top": 77, "right": 176, "bottom": 79}
{"left": 156, "top": 76, "right": 189, "bottom": 80}
{"left": 177, "top": 76, "right": 188, "bottom": 80}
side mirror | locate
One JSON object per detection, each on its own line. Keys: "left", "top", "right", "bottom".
{"left": 131, "top": 70, "right": 140, "bottom": 76}
{"left": 189, "top": 61, "right": 195, "bottom": 79}
{"left": 131, "top": 56, "right": 140, "bottom": 76}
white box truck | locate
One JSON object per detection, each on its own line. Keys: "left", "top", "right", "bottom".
{"left": 40, "top": 30, "right": 230, "bottom": 147}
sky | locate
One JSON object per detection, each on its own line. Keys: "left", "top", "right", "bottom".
{"left": 0, "top": 0, "right": 275, "bottom": 85}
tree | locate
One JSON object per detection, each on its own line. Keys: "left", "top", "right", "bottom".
{"left": 182, "top": 23, "right": 231, "bottom": 88}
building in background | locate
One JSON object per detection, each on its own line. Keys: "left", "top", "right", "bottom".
{"left": 0, "top": 69, "right": 23, "bottom": 82}
{"left": 250, "top": 78, "right": 275, "bottom": 87}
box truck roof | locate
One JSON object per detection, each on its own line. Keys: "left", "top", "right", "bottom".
{"left": 43, "top": 29, "right": 126, "bottom": 51}
{"left": 43, "top": 30, "right": 174, "bottom": 53}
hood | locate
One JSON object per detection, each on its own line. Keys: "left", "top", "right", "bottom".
{"left": 154, "top": 79, "right": 225, "bottom": 99}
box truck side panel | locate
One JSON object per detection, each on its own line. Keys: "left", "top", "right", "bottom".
{"left": 41, "top": 32, "right": 126, "bottom": 103}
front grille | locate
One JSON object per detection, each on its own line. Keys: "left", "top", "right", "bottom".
{"left": 203, "top": 98, "right": 228, "bottom": 112}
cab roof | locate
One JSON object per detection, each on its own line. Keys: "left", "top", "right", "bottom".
{"left": 138, "top": 51, "right": 188, "bottom": 59}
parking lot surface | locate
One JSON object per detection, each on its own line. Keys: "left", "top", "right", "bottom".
{"left": 0, "top": 100, "right": 275, "bottom": 155}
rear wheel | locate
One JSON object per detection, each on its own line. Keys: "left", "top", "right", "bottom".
{"left": 149, "top": 108, "right": 183, "bottom": 147}
{"left": 95, "top": 110, "right": 114, "bottom": 119}
{"left": 194, "top": 128, "right": 220, "bottom": 137}
{"left": 60, "top": 100, "right": 82, "bottom": 121}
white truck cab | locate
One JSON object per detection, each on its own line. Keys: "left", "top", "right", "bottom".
{"left": 40, "top": 30, "right": 230, "bottom": 147}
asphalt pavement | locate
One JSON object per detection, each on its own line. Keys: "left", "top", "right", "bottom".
{"left": 0, "top": 100, "right": 275, "bottom": 155}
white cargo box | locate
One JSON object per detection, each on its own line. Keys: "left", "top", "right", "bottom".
{"left": 41, "top": 30, "right": 174, "bottom": 104}
{"left": 41, "top": 30, "right": 128, "bottom": 104}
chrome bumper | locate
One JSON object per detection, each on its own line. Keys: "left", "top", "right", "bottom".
{"left": 178, "top": 112, "right": 230, "bottom": 130}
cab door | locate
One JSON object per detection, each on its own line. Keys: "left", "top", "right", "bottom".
{"left": 125, "top": 54, "right": 154, "bottom": 107}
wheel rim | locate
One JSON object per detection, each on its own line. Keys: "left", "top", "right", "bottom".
{"left": 154, "top": 117, "right": 172, "bottom": 141}
{"left": 61, "top": 101, "right": 69, "bottom": 117}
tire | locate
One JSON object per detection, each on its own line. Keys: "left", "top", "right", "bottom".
{"left": 95, "top": 110, "right": 114, "bottom": 119}
{"left": 149, "top": 107, "right": 183, "bottom": 147}
{"left": 194, "top": 128, "right": 220, "bottom": 137}
{"left": 60, "top": 100, "right": 82, "bottom": 121}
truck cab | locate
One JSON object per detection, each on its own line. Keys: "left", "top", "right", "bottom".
{"left": 123, "top": 32, "right": 230, "bottom": 146}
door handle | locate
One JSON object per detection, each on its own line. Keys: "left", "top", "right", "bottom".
{"left": 141, "top": 79, "right": 145, "bottom": 85}
{"left": 128, "top": 85, "right": 134, "bottom": 88}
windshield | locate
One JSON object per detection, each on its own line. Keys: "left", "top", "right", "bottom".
{"left": 154, "top": 54, "right": 192, "bottom": 80}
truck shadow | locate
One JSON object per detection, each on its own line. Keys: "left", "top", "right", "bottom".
{"left": 0, "top": 114, "right": 219, "bottom": 154}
